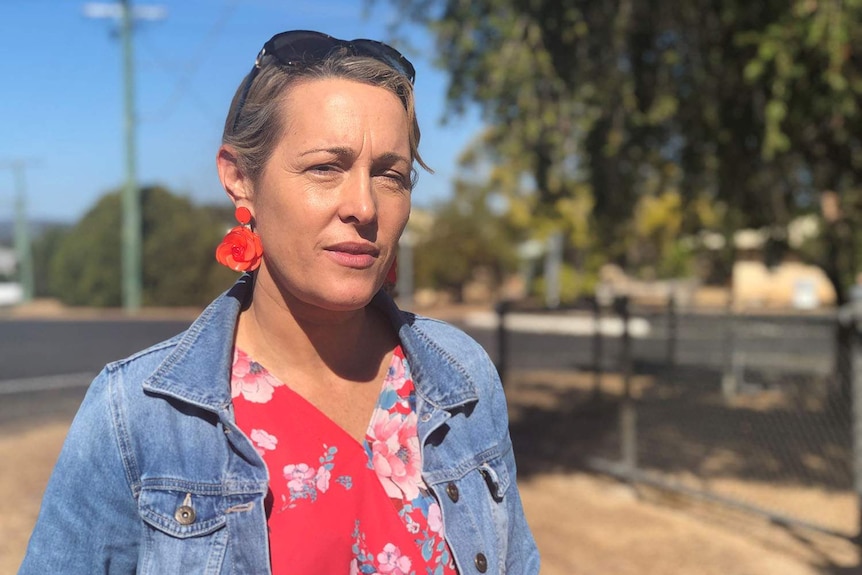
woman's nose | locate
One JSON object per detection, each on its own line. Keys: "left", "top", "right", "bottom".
{"left": 338, "top": 173, "right": 377, "bottom": 225}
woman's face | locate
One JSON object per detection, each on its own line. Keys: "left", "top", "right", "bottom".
{"left": 246, "top": 78, "right": 412, "bottom": 312}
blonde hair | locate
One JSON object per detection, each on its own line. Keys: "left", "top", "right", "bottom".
{"left": 222, "top": 49, "right": 431, "bottom": 186}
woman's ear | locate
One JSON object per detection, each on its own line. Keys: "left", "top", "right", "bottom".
{"left": 216, "top": 145, "right": 252, "bottom": 205}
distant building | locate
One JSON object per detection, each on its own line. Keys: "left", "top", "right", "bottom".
{"left": 0, "top": 246, "right": 16, "bottom": 277}
{"left": 730, "top": 219, "right": 836, "bottom": 309}
{"left": 0, "top": 246, "right": 22, "bottom": 306}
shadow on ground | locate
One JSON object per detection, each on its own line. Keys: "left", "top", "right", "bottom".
{"left": 503, "top": 365, "right": 858, "bottom": 573}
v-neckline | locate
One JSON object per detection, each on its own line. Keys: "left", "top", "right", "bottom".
{"left": 232, "top": 346, "right": 397, "bottom": 449}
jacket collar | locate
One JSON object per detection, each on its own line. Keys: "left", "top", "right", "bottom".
{"left": 371, "top": 290, "right": 479, "bottom": 411}
{"left": 142, "top": 276, "right": 250, "bottom": 413}
{"left": 144, "top": 275, "right": 478, "bottom": 413}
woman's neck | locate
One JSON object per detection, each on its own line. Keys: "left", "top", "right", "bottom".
{"left": 235, "top": 274, "right": 392, "bottom": 384}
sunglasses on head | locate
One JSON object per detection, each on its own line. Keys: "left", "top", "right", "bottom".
{"left": 231, "top": 30, "right": 416, "bottom": 132}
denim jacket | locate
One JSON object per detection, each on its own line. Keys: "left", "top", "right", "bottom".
{"left": 20, "top": 276, "right": 540, "bottom": 575}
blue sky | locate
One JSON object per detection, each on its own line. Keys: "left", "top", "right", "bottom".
{"left": 0, "top": 0, "right": 483, "bottom": 223}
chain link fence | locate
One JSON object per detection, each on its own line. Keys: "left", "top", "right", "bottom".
{"left": 493, "top": 297, "right": 857, "bottom": 543}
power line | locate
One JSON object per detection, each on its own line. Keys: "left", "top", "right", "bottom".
{"left": 141, "top": 0, "right": 239, "bottom": 123}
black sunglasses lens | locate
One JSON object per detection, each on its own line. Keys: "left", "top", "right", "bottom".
{"left": 351, "top": 40, "right": 415, "bottom": 82}
{"left": 266, "top": 31, "right": 340, "bottom": 63}
{"left": 264, "top": 31, "right": 414, "bottom": 83}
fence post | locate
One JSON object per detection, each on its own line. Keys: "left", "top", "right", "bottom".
{"left": 616, "top": 296, "right": 632, "bottom": 397}
{"left": 850, "top": 312, "right": 862, "bottom": 549}
{"left": 615, "top": 295, "right": 637, "bottom": 471}
{"left": 666, "top": 291, "right": 677, "bottom": 386}
{"left": 592, "top": 296, "right": 604, "bottom": 400}
{"left": 721, "top": 293, "right": 740, "bottom": 399}
{"left": 495, "top": 300, "right": 510, "bottom": 385}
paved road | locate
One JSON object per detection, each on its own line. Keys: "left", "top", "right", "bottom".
{"left": 0, "top": 310, "right": 838, "bottom": 405}
{"left": 0, "top": 318, "right": 194, "bottom": 428}
{"left": 0, "top": 319, "right": 191, "bottom": 381}
{"left": 465, "top": 309, "right": 837, "bottom": 375}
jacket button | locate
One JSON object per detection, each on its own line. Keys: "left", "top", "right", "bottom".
{"left": 446, "top": 482, "right": 459, "bottom": 503}
{"left": 474, "top": 553, "right": 488, "bottom": 572}
{"left": 175, "top": 505, "right": 196, "bottom": 525}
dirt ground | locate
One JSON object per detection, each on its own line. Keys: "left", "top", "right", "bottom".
{"left": 2, "top": 402, "right": 858, "bottom": 574}
{"left": 505, "top": 369, "right": 859, "bottom": 575}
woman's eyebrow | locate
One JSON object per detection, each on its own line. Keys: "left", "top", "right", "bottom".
{"left": 299, "top": 146, "right": 355, "bottom": 158}
{"left": 300, "top": 148, "right": 410, "bottom": 166}
{"left": 374, "top": 152, "right": 411, "bottom": 167}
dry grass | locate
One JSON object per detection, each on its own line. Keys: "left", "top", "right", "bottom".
{"left": 0, "top": 421, "right": 70, "bottom": 574}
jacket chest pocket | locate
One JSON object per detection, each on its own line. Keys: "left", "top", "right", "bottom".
{"left": 477, "top": 458, "right": 510, "bottom": 502}
{"left": 432, "top": 455, "right": 514, "bottom": 574}
{"left": 138, "top": 487, "right": 230, "bottom": 575}
{"left": 471, "top": 456, "right": 512, "bottom": 547}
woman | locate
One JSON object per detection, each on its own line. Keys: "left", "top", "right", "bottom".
{"left": 20, "top": 30, "right": 539, "bottom": 574}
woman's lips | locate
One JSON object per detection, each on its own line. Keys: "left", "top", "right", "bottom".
{"left": 325, "top": 242, "right": 379, "bottom": 269}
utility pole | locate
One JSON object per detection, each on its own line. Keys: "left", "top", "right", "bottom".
{"left": 120, "top": 0, "right": 141, "bottom": 312}
{"left": 83, "top": 1, "right": 166, "bottom": 313}
{"left": 0, "top": 161, "right": 35, "bottom": 303}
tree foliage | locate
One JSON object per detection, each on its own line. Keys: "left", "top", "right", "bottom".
{"left": 49, "top": 186, "right": 236, "bottom": 307}
{"left": 413, "top": 176, "right": 520, "bottom": 300}
{"left": 31, "top": 224, "right": 71, "bottom": 298}
{"left": 382, "top": 0, "right": 862, "bottom": 302}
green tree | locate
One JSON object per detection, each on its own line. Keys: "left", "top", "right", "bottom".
{"left": 382, "top": 0, "right": 862, "bottom": 302}
{"left": 50, "top": 186, "right": 236, "bottom": 307}
{"left": 31, "top": 224, "right": 71, "bottom": 298}
{"left": 140, "top": 188, "right": 236, "bottom": 306}
{"left": 51, "top": 193, "right": 124, "bottom": 306}
{"left": 414, "top": 177, "right": 520, "bottom": 301}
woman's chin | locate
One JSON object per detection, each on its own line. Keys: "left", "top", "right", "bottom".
{"left": 296, "top": 281, "right": 383, "bottom": 313}
{"left": 259, "top": 266, "right": 383, "bottom": 312}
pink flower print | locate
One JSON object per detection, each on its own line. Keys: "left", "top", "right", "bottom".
{"left": 250, "top": 428, "right": 277, "bottom": 457}
{"left": 231, "top": 350, "right": 282, "bottom": 403}
{"left": 386, "top": 354, "right": 409, "bottom": 392}
{"left": 315, "top": 465, "right": 331, "bottom": 492}
{"left": 283, "top": 463, "right": 315, "bottom": 493}
{"left": 369, "top": 408, "right": 423, "bottom": 500}
{"left": 427, "top": 501, "right": 444, "bottom": 535}
{"left": 377, "top": 543, "right": 412, "bottom": 574}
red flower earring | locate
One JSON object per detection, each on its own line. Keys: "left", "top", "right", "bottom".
{"left": 215, "top": 206, "right": 263, "bottom": 272}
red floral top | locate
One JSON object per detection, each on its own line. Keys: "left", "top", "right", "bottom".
{"left": 231, "top": 345, "right": 459, "bottom": 575}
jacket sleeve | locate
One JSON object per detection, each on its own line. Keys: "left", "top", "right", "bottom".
{"left": 488, "top": 364, "right": 541, "bottom": 574}
{"left": 502, "top": 446, "right": 541, "bottom": 574}
{"left": 18, "top": 367, "right": 140, "bottom": 574}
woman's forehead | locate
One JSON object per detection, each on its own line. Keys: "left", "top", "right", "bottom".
{"left": 278, "top": 79, "right": 411, "bottom": 150}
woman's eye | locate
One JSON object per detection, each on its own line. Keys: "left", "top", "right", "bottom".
{"left": 378, "top": 172, "right": 408, "bottom": 187}
{"left": 310, "top": 164, "right": 336, "bottom": 173}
